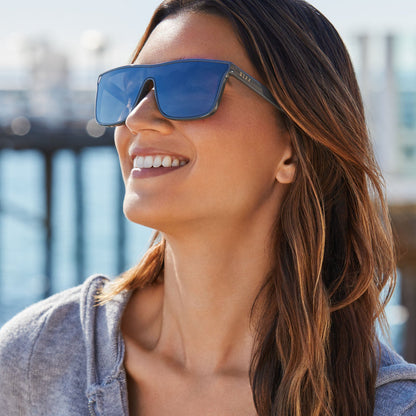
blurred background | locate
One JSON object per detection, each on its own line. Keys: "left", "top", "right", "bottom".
{"left": 0, "top": 0, "right": 415, "bottom": 361}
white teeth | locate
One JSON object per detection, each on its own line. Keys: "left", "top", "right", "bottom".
{"left": 162, "top": 156, "right": 172, "bottom": 167}
{"left": 152, "top": 155, "right": 162, "bottom": 168}
{"left": 144, "top": 156, "right": 153, "bottom": 168}
{"left": 134, "top": 156, "right": 144, "bottom": 168}
{"left": 133, "top": 155, "right": 187, "bottom": 169}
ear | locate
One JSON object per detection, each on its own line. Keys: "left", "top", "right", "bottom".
{"left": 275, "top": 142, "right": 297, "bottom": 184}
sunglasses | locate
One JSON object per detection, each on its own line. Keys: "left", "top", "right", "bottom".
{"left": 95, "top": 59, "right": 282, "bottom": 126}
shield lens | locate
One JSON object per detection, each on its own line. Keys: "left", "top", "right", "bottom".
{"left": 96, "top": 67, "right": 145, "bottom": 126}
{"left": 95, "top": 60, "right": 230, "bottom": 125}
{"left": 155, "top": 60, "right": 229, "bottom": 119}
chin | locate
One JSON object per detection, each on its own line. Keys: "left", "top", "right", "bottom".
{"left": 123, "top": 200, "right": 159, "bottom": 229}
{"left": 122, "top": 195, "right": 179, "bottom": 232}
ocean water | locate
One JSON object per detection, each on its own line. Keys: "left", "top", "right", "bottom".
{"left": 0, "top": 147, "right": 153, "bottom": 324}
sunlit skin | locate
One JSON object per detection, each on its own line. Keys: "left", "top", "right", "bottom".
{"left": 116, "top": 12, "right": 297, "bottom": 416}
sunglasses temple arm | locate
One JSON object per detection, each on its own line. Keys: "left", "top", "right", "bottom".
{"left": 229, "top": 64, "right": 283, "bottom": 112}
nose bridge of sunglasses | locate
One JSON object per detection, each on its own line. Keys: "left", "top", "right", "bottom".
{"left": 127, "top": 78, "right": 159, "bottom": 119}
{"left": 136, "top": 78, "right": 156, "bottom": 104}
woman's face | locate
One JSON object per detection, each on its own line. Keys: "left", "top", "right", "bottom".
{"left": 115, "top": 12, "right": 295, "bottom": 234}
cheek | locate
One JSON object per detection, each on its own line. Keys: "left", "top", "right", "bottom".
{"left": 114, "top": 127, "right": 127, "bottom": 156}
{"left": 185, "top": 114, "right": 283, "bottom": 204}
{"left": 190, "top": 107, "right": 283, "bottom": 176}
{"left": 114, "top": 127, "right": 131, "bottom": 180}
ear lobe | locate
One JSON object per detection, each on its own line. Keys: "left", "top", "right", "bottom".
{"left": 275, "top": 150, "right": 297, "bottom": 184}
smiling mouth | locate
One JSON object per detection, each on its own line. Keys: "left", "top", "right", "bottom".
{"left": 133, "top": 155, "right": 189, "bottom": 169}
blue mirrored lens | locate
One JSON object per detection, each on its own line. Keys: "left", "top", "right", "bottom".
{"left": 155, "top": 61, "right": 228, "bottom": 119}
{"left": 96, "top": 67, "right": 145, "bottom": 126}
{"left": 95, "top": 60, "right": 230, "bottom": 125}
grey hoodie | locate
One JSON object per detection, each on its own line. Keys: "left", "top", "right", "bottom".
{"left": 0, "top": 275, "right": 415, "bottom": 415}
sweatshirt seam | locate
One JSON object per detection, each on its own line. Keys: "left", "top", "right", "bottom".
{"left": 26, "top": 306, "right": 55, "bottom": 411}
{"left": 81, "top": 276, "right": 108, "bottom": 384}
{"left": 376, "top": 366, "right": 416, "bottom": 388}
{"left": 403, "top": 399, "right": 416, "bottom": 414}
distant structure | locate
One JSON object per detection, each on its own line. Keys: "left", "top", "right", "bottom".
{"left": 0, "top": 38, "right": 118, "bottom": 301}
{"left": 356, "top": 34, "right": 416, "bottom": 361}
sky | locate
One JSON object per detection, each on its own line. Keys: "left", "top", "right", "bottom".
{"left": 1, "top": 0, "right": 416, "bottom": 72}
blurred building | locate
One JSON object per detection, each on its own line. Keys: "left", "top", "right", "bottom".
{"left": 353, "top": 34, "right": 416, "bottom": 361}
{"left": 0, "top": 38, "right": 152, "bottom": 323}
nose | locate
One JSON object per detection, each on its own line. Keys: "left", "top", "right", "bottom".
{"left": 124, "top": 81, "right": 173, "bottom": 134}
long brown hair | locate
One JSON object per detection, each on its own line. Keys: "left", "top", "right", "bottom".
{"left": 102, "top": 1, "right": 397, "bottom": 414}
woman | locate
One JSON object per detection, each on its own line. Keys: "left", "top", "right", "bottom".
{"left": 1, "top": 0, "right": 415, "bottom": 415}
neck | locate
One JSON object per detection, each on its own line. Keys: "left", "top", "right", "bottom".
{"left": 155, "top": 221, "right": 273, "bottom": 375}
